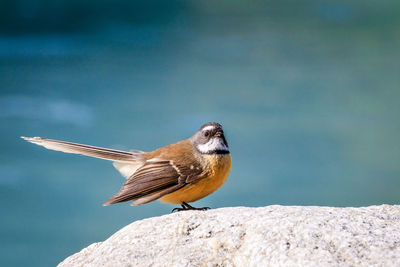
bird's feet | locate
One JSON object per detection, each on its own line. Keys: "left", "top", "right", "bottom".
{"left": 171, "top": 202, "right": 210, "bottom": 212}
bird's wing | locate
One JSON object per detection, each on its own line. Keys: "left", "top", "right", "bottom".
{"left": 21, "top": 136, "right": 143, "bottom": 163}
{"left": 104, "top": 158, "right": 204, "bottom": 206}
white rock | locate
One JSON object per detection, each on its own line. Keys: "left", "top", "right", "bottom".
{"left": 58, "top": 205, "right": 400, "bottom": 267}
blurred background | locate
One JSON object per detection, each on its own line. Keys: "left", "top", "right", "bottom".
{"left": 1, "top": 0, "right": 400, "bottom": 266}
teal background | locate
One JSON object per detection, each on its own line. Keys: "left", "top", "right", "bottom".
{"left": 1, "top": 1, "right": 400, "bottom": 266}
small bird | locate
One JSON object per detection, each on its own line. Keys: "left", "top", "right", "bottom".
{"left": 22, "top": 122, "right": 231, "bottom": 211}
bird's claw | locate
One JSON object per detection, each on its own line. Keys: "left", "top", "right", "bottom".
{"left": 171, "top": 202, "right": 210, "bottom": 213}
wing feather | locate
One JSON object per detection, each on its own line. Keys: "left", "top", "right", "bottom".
{"left": 104, "top": 159, "right": 194, "bottom": 205}
{"left": 130, "top": 185, "right": 184, "bottom": 206}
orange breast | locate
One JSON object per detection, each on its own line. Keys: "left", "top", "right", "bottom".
{"left": 160, "top": 154, "right": 232, "bottom": 204}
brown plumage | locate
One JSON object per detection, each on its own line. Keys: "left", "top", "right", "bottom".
{"left": 22, "top": 122, "right": 231, "bottom": 209}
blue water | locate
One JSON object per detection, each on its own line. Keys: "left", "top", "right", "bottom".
{"left": 1, "top": 1, "right": 400, "bottom": 266}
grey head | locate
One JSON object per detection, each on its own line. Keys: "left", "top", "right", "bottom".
{"left": 191, "top": 122, "right": 229, "bottom": 155}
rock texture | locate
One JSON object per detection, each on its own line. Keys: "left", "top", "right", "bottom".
{"left": 58, "top": 205, "right": 400, "bottom": 267}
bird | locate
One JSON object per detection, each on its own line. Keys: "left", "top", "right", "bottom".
{"left": 21, "top": 122, "right": 231, "bottom": 211}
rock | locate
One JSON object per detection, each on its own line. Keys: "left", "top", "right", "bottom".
{"left": 58, "top": 205, "right": 400, "bottom": 266}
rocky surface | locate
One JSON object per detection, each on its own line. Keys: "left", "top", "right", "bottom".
{"left": 58, "top": 205, "right": 400, "bottom": 266}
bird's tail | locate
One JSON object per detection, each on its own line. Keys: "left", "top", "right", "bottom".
{"left": 21, "top": 136, "right": 143, "bottom": 163}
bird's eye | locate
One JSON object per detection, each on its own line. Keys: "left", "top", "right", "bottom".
{"left": 204, "top": 130, "right": 210, "bottom": 137}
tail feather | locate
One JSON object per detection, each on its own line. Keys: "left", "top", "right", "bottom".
{"left": 21, "top": 136, "right": 142, "bottom": 163}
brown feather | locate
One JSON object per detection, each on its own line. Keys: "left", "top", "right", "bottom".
{"left": 130, "top": 184, "right": 184, "bottom": 206}
{"left": 103, "top": 141, "right": 205, "bottom": 206}
{"left": 21, "top": 136, "right": 142, "bottom": 162}
{"left": 103, "top": 159, "right": 183, "bottom": 205}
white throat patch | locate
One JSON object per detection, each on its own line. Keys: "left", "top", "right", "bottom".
{"left": 197, "top": 137, "right": 229, "bottom": 154}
